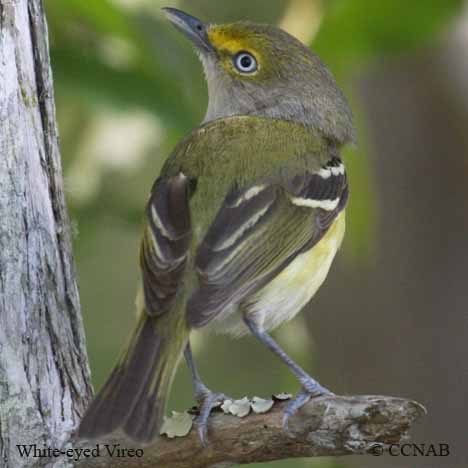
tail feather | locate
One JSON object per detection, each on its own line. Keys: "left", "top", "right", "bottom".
{"left": 79, "top": 314, "right": 185, "bottom": 444}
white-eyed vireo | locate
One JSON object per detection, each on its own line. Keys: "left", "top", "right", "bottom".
{"left": 79, "top": 7, "right": 355, "bottom": 445}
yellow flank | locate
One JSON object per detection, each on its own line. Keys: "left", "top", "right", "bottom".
{"left": 216, "top": 211, "right": 346, "bottom": 337}
{"left": 252, "top": 210, "right": 346, "bottom": 331}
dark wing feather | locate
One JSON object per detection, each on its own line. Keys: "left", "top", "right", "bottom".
{"left": 187, "top": 158, "right": 348, "bottom": 328}
{"left": 140, "top": 173, "right": 191, "bottom": 316}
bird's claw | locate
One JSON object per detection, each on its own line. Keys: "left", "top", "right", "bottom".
{"left": 196, "top": 391, "right": 228, "bottom": 446}
{"left": 282, "top": 384, "right": 334, "bottom": 434}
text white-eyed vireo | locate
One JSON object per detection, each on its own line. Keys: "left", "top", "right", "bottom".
{"left": 79, "top": 7, "right": 355, "bottom": 445}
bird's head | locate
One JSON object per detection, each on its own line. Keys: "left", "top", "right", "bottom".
{"left": 163, "top": 8, "right": 355, "bottom": 145}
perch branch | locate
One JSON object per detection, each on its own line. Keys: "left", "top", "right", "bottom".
{"left": 73, "top": 395, "right": 426, "bottom": 468}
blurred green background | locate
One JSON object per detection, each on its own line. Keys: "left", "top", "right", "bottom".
{"left": 45, "top": 1, "right": 468, "bottom": 467}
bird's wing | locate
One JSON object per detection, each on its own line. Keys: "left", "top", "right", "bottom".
{"left": 140, "top": 173, "right": 191, "bottom": 316}
{"left": 187, "top": 157, "right": 348, "bottom": 328}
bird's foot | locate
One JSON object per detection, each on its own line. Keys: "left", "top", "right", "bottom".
{"left": 195, "top": 390, "right": 229, "bottom": 446}
{"left": 283, "top": 379, "right": 334, "bottom": 433}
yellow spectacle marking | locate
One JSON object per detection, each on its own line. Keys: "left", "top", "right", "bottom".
{"left": 207, "top": 26, "right": 264, "bottom": 76}
{"left": 208, "top": 27, "right": 257, "bottom": 55}
{"left": 208, "top": 29, "right": 244, "bottom": 53}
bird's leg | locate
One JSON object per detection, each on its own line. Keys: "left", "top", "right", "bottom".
{"left": 184, "top": 342, "right": 210, "bottom": 399}
{"left": 184, "top": 342, "right": 228, "bottom": 445}
{"left": 244, "top": 317, "right": 334, "bottom": 432}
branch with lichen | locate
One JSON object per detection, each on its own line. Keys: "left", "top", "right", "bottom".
{"left": 71, "top": 394, "right": 426, "bottom": 467}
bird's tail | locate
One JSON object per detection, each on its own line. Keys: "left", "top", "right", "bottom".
{"left": 78, "top": 310, "right": 188, "bottom": 444}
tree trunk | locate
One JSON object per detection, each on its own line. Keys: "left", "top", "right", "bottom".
{"left": 0, "top": 1, "right": 93, "bottom": 466}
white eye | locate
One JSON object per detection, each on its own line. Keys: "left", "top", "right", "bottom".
{"left": 234, "top": 52, "right": 258, "bottom": 74}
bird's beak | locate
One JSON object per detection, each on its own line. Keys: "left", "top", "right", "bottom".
{"left": 162, "top": 7, "right": 213, "bottom": 53}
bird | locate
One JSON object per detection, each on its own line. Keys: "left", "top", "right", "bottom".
{"left": 78, "top": 7, "right": 355, "bottom": 446}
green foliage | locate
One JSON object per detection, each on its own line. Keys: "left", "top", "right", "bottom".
{"left": 314, "top": 0, "right": 463, "bottom": 69}
{"left": 47, "top": 0, "right": 203, "bottom": 134}
{"left": 48, "top": 0, "right": 135, "bottom": 40}
{"left": 51, "top": 45, "right": 194, "bottom": 129}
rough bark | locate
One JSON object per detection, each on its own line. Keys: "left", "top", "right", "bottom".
{"left": 0, "top": 1, "right": 93, "bottom": 466}
{"left": 71, "top": 395, "right": 424, "bottom": 468}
